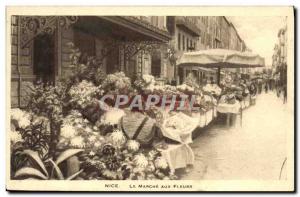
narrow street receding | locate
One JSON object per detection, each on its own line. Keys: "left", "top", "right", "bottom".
{"left": 180, "top": 92, "right": 289, "bottom": 180}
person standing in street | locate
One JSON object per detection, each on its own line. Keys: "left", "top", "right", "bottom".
{"left": 264, "top": 82, "right": 269, "bottom": 93}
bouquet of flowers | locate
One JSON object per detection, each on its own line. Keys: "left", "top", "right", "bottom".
{"left": 202, "top": 83, "right": 222, "bottom": 96}
{"left": 75, "top": 125, "right": 176, "bottom": 180}
{"left": 57, "top": 110, "right": 105, "bottom": 152}
{"left": 101, "top": 72, "right": 132, "bottom": 94}
{"left": 11, "top": 108, "right": 32, "bottom": 129}
{"left": 27, "top": 83, "right": 65, "bottom": 124}
{"left": 69, "top": 80, "right": 101, "bottom": 109}
{"left": 176, "top": 83, "right": 195, "bottom": 94}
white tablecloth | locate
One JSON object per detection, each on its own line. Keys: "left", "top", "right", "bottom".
{"left": 206, "top": 109, "right": 213, "bottom": 124}
{"left": 213, "top": 106, "right": 218, "bottom": 117}
{"left": 191, "top": 108, "right": 216, "bottom": 128}
{"left": 161, "top": 112, "right": 198, "bottom": 144}
{"left": 159, "top": 112, "right": 199, "bottom": 172}
{"left": 158, "top": 143, "right": 194, "bottom": 173}
{"left": 217, "top": 102, "right": 241, "bottom": 114}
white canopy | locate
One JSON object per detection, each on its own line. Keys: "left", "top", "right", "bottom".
{"left": 177, "top": 49, "right": 265, "bottom": 68}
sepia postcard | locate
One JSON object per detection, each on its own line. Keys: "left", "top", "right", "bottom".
{"left": 6, "top": 6, "right": 295, "bottom": 192}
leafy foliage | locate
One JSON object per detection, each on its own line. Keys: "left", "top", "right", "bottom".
{"left": 13, "top": 149, "right": 83, "bottom": 180}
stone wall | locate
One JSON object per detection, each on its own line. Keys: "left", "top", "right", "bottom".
{"left": 11, "top": 16, "right": 35, "bottom": 108}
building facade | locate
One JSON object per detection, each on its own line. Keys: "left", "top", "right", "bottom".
{"left": 11, "top": 15, "right": 249, "bottom": 107}
{"left": 278, "top": 27, "right": 288, "bottom": 64}
{"left": 272, "top": 22, "right": 288, "bottom": 88}
{"left": 166, "top": 16, "right": 201, "bottom": 84}
{"left": 164, "top": 16, "right": 248, "bottom": 85}
{"left": 11, "top": 16, "right": 171, "bottom": 107}
{"left": 220, "top": 16, "right": 231, "bottom": 49}
{"left": 272, "top": 24, "right": 287, "bottom": 69}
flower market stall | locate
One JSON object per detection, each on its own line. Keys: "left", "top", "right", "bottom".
{"left": 10, "top": 44, "right": 222, "bottom": 181}
{"left": 10, "top": 44, "right": 267, "bottom": 181}
{"left": 177, "top": 49, "right": 265, "bottom": 127}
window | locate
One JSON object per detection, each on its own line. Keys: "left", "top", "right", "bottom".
{"left": 201, "top": 32, "right": 205, "bottom": 44}
{"left": 151, "top": 52, "right": 161, "bottom": 77}
{"left": 178, "top": 33, "right": 181, "bottom": 50}
{"left": 182, "top": 35, "right": 185, "bottom": 51}
{"left": 34, "top": 33, "right": 55, "bottom": 84}
{"left": 187, "top": 38, "right": 189, "bottom": 51}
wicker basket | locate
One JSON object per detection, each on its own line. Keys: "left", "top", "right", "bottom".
{"left": 120, "top": 112, "right": 156, "bottom": 146}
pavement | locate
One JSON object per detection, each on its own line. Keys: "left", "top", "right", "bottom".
{"left": 179, "top": 92, "right": 290, "bottom": 180}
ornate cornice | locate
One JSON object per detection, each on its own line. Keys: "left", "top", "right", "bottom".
{"left": 19, "top": 16, "right": 78, "bottom": 48}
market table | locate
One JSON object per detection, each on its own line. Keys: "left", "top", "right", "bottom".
{"left": 191, "top": 107, "right": 217, "bottom": 128}
{"left": 217, "top": 102, "right": 241, "bottom": 114}
{"left": 159, "top": 112, "right": 198, "bottom": 172}
{"left": 217, "top": 102, "right": 241, "bottom": 127}
{"left": 157, "top": 143, "right": 194, "bottom": 174}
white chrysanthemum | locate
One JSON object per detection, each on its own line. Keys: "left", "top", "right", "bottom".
{"left": 142, "top": 74, "right": 155, "bottom": 85}
{"left": 88, "top": 135, "right": 97, "bottom": 143}
{"left": 133, "top": 154, "right": 148, "bottom": 168}
{"left": 69, "top": 80, "right": 98, "bottom": 106}
{"left": 70, "top": 136, "right": 85, "bottom": 148}
{"left": 115, "top": 80, "right": 125, "bottom": 89}
{"left": 85, "top": 127, "right": 93, "bottom": 133}
{"left": 74, "top": 118, "right": 81, "bottom": 124}
{"left": 11, "top": 108, "right": 31, "bottom": 129}
{"left": 126, "top": 140, "right": 140, "bottom": 152}
{"left": 60, "top": 124, "right": 77, "bottom": 139}
{"left": 18, "top": 117, "right": 31, "bottom": 129}
{"left": 32, "top": 115, "right": 48, "bottom": 125}
{"left": 109, "top": 130, "right": 126, "bottom": 147}
{"left": 176, "top": 84, "right": 194, "bottom": 92}
{"left": 203, "top": 95, "right": 212, "bottom": 102}
{"left": 154, "top": 157, "right": 169, "bottom": 170}
{"left": 76, "top": 124, "right": 83, "bottom": 129}
{"left": 11, "top": 130, "right": 23, "bottom": 144}
{"left": 93, "top": 126, "right": 98, "bottom": 131}
{"left": 94, "top": 141, "right": 102, "bottom": 148}
{"left": 102, "top": 72, "right": 131, "bottom": 91}
{"left": 89, "top": 151, "right": 96, "bottom": 157}
{"left": 11, "top": 108, "right": 25, "bottom": 121}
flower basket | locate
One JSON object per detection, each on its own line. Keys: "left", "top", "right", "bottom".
{"left": 120, "top": 112, "right": 156, "bottom": 147}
